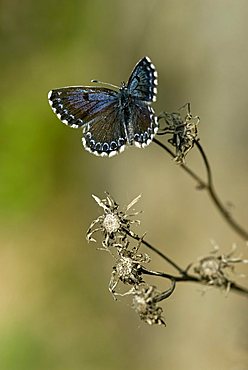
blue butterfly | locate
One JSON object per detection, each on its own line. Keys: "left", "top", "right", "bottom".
{"left": 48, "top": 56, "right": 158, "bottom": 157}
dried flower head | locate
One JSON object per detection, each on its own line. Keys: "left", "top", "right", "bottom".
{"left": 109, "top": 240, "right": 150, "bottom": 297}
{"left": 132, "top": 285, "right": 166, "bottom": 326}
{"left": 158, "top": 103, "right": 199, "bottom": 163}
{"left": 194, "top": 256, "right": 228, "bottom": 288}
{"left": 86, "top": 193, "right": 141, "bottom": 249}
{"left": 194, "top": 243, "right": 248, "bottom": 292}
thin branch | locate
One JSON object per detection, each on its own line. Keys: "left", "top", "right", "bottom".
{"left": 229, "top": 281, "right": 248, "bottom": 296}
{"left": 153, "top": 138, "right": 207, "bottom": 186}
{"left": 153, "top": 138, "right": 248, "bottom": 241}
{"left": 195, "top": 140, "right": 248, "bottom": 240}
{"left": 141, "top": 266, "right": 199, "bottom": 282}
{"left": 141, "top": 264, "right": 248, "bottom": 297}
{"left": 125, "top": 229, "right": 185, "bottom": 274}
{"left": 126, "top": 232, "right": 248, "bottom": 297}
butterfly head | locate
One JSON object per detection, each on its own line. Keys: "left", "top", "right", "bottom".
{"left": 119, "top": 81, "right": 128, "bottom": 93}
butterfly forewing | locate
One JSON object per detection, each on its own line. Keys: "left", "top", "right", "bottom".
{"left": 48, "top": 87, "right": 118, "bottom": 128}
{"left": 127, "top": 57, "right": 158, "bottom": 103}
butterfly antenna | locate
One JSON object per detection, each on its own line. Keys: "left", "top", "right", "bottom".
{"left": 91, "top": 79, "right": 119, "bottom": 89}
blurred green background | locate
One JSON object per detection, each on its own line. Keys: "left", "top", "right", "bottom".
{"left": 1, "top": 0, "right": 248, "bottom": 369}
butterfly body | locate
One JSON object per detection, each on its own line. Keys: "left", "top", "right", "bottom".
{"left": 48, "top": 57, "right": 158, "bottom": 157}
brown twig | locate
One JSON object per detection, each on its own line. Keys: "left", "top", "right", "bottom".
{"left": 153, "top": 138, "right": 248, "bottom": 241}
{"left": 125, "top": 229, "right": 248, "bottom": 297}
{"left": 139, "top": 245, "right": 248, "bottom": 298}
{"left": 195, "top": 140, "right": 248, "bottom": 240}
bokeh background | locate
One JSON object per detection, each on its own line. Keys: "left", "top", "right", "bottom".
{"left": 1, "top": 0, "right": 248, "bottom": 369}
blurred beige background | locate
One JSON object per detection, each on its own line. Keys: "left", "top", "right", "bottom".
{"left": 1, "top": 0, "right": 248, "bottom": 369}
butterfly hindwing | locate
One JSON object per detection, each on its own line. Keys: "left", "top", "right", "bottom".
{"left": 82, "top": 101, "right": 127, "bottom": 157}
{"left": 129, "top": 102, "right": 158, "bottom": 147}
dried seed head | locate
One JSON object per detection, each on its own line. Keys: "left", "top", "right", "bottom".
{"left": 116, "top": 256, "right": 134, "bottom": 278}
{"left": 86, "top": 193, "right": 141, "bottom": 249}
{"left": 158, "top": 104, "right": 199, "bottom": 164}
{"left": 194, "top": 256, "right": 227, "bottom": 287}
{"left": 133, "top": 294, "right": 148, "bottom": 314}
{"left": 102, "top": 213, "right": 120, "bottom": 234}
{"left": 109, "top": 241, "right": 150, "bottom": 297}
{"left": 132, "top": 285, "right": 166, "bottom": 326}
{"left": 194, "top": 243, "right": 248, "bottom": 290}
{"left": 196, "top": 257, "right": 221, "bottom": 279}
{"left": 116, "top": 256, "right": 143, "bottom": 285}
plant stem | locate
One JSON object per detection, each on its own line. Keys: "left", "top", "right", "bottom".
{"left": 126, "top": 229, "right": 184, "bottom": 274}
{"left": 126, "top": 230, "right": 248, "bottom": 297}
{"left": 141, "top": 263, "right": 248, "bottom": 297}
{"left": 195, "top": 140, "right": 248, "bottom": 240}
{"left": 153, "top": 138, "right": 248, "bottom": 241}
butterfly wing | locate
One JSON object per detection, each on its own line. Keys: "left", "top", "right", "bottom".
{"left": 82, "top": 101, "right": 128, "bottom": 157}
{"left": 48, "top": 87, "right": 127, "bottom": 156}
{"left": 127, "top": 56, "right": 158, "bottom": 103}
{"left": 48, "top": 87, "right": 118, "bottom": 128}
{"left": 129, "top": 102, "right": 158, "bottom": 147}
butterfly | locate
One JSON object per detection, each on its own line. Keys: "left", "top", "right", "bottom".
{"left": 48, "top": 56, "right": 158, "bottom": 157}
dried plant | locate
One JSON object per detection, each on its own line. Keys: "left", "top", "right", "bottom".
{"left": 85, "top": 102, "right": 248, "bottom": 326}
{"left": 86, "top": 191, "right": 248, "bottom": 326}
